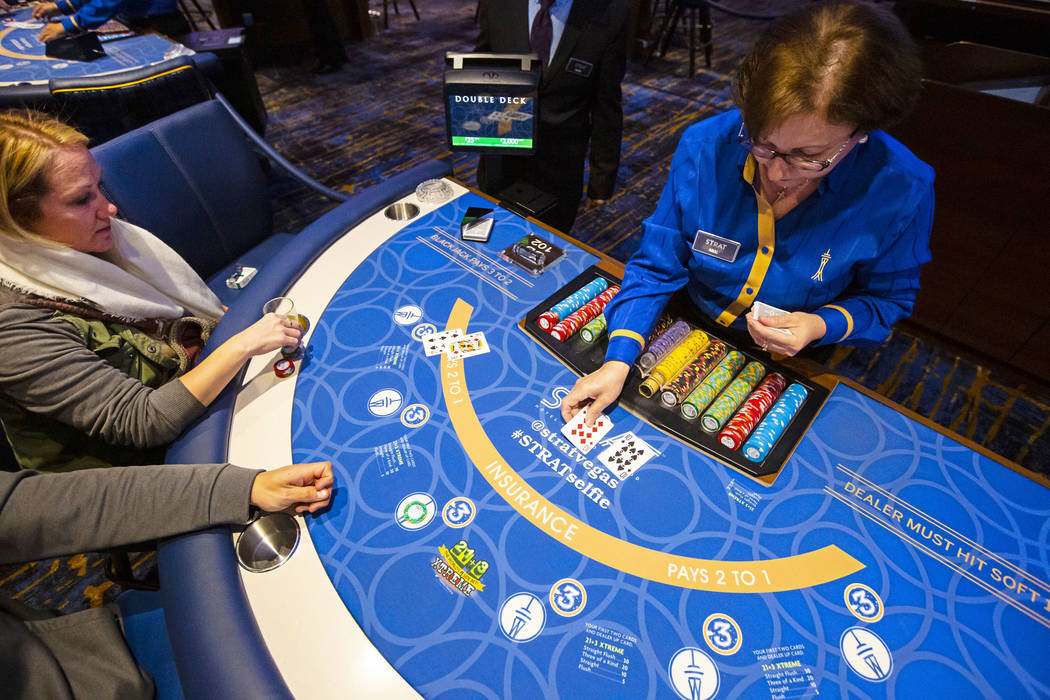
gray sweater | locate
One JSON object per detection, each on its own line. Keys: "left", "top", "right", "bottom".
{"left": 0, "top": 305, "right": 206, "bottom": 470}
{"left": 0, "top": 462, "right": 261, "bottom": 698}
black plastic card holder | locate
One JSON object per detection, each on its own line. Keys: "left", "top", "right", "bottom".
{"left": 45, "top": 32, "right": 106, "bottom": 62}
{"left": 522, "top": 266, "right": 830, "bottom": 478}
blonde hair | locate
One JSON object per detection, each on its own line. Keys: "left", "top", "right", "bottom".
{"left": 0, "top": 110, "right": 89, "bottom": 242}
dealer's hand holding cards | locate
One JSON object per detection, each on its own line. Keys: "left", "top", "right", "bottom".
{"left": 560, "top": 360, "right": 632, "bottom": 425}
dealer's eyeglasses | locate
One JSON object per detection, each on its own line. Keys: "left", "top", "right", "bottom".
{"left": 737, "top": 123, "right": 856, "bottom": 172}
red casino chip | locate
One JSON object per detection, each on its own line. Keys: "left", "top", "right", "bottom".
{"left": 551, "top": 317, "right": 584, "bottom": 341}
{"left": 537, "top": 311, "right": 559, "bottom": 330}
{"left": 718, "top": 422, "right": 749, "bottom": 449}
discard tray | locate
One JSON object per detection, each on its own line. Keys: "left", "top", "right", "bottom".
{"left": 523, "top": 266, "right": 830, "bottom": 478}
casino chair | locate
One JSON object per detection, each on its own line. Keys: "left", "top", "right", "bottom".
{"left": 117, "top": 589, "right": 186, "bottom": 700}
{"left": 646, "top": 0, "right": 714, "bottom": 77}
{"left": 91, "top": 96, "right": 452, "bottom": 307}
{"left": 382, "top": 0, "right": 420, "bottom": 29}
{"left": 0, "top": 56, "right": 219, "bottom": 146}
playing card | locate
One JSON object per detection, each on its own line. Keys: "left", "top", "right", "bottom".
{"left": 751, "top": 301, "right": 793, "bottom": 336}
{"left": 445, "top": 331, "right": 490, "bottom": 360}
{"left": 596, "top": 432, "right": 659, "bottom": 478}
{"left": 423, "top": 328, "right": 463, "bottom": 356}
{"left": 560, "top": 409, "right": 613, "bottom": 455}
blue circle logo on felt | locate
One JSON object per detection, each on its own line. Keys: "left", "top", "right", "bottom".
{"left": 840, "top": 627, "right": 892, "bottom": 682}
{"left": 368, "top": 389, "right": 403, "bottom": 417}
{"left": 395, "top": 492, "right": 435, "bottom": 531}
{"left": 411, "top": 322, "right": 437, "bottom": 341}
{"left": 667, "top": 647, "right": 719, "bottom": 700}
{"left": 549, "top": 578, "right": 586, "bottom": 617}
{"left": 441, "top": 497, "right": 476, "bottom": 528}
{"left": 400, "top": 403, "right": 430, "bottom": 428}
{"left": 499, "top": 592, "right": 545, "bottom": 642}
{"left": 393, "top": 305, "right": 423, "bottom": 325}
{"left": 844, "top": 583, "right": 884, "bottom": 623}
{"left": 702, "top": 613, "right": 741, "bottom": 655}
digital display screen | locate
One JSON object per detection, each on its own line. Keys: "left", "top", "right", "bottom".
{"left": 447, "top": 93, "right": 535, "bottom": 149}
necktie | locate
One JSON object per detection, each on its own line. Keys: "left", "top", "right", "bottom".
{"left": 530, "top": 0, "right": 554, "bottom": 67}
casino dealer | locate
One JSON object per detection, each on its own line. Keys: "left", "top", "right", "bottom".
{"left": 563, "top": 2, "right": 934, "bottom": 424}
{"left": 0, "top": 111, "right": 302, "bottom": 471}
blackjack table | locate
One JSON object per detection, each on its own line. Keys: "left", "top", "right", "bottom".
{"left": 162, "top": 176, "right": 1050, "bottom": 699}
{"left": 0, "top": 6, "right": 179, "bottom": 85}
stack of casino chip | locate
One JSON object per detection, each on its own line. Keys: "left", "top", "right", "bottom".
{"left": 537, "top": 277, "right": 608, "bottom": 331}
{"left": 638, "top": 320, "right": 691, "bottom": 374}
{"left": 681, "top": 351, "right": 746, "bottom": 420}
{"left": 658, "top": 339, "right": 727, "bottom": 408}
{"left": 579, "top": 314, "right": 607, "bottom": 344}
{"left": 645, "top": 313, "right": 675, "bottom": 345}
{"left": 700, "top": 361, "right": 767, "bottom": 433}
{"left": 638, "top": 329, "right": 710, "bottom": 398}
{"left": 742, "top": 383, "right": 809, "bottom": 462}
{"left": 717, "top": 373, "right": 787, "bottom": 449}
{"left": 550, "top": 286, "right": 620, "bottom": 341}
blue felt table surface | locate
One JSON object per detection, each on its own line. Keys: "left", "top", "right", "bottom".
{"left": 290, "top": 194, "right": 1050, "bottom": 698}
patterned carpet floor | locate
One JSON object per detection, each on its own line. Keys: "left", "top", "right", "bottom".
{"left": 3, "top": 0, "right": 1047, "bottom": 616}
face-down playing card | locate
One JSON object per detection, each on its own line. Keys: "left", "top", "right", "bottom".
{"left": 560, "top": 409, "right": 613, "bottom": 455}
{"left": 597, "top": 432, "right": 659, "bottom": 478}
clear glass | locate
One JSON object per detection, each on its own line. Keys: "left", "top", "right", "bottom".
{"left": 262, "top": 296, "right": 296, "bottom": 320}
{"left": 264, "top": 297, "right": 303, "bottom": 354}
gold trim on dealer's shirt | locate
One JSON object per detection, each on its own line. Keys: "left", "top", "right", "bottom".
{"left": 714, "top": 155, "right": 775, "bottom": 327}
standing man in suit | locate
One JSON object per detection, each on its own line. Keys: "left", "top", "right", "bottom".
{"left": 476, "top": 0, "right": 629, "bottom": 233}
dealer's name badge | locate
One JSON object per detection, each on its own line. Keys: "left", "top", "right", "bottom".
{"left": 566, "top": 58, "right": 593, "bottom": 77}
{"left": 692, "top": 230, "right": 739, "bottom": 263}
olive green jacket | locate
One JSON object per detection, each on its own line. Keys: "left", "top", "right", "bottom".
{"left": 0, "top": 305, "right": 205, "bottom": 472}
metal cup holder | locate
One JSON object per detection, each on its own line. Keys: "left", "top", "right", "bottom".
{"left": 383, "top": 202, "right": 420, "bottom": 220}
{"left": 236, "top": 512, "right": 300, "bottom": 573}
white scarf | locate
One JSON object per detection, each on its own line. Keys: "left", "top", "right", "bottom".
{"left": 0, "top": 217, "right": 224, "bottom": 321}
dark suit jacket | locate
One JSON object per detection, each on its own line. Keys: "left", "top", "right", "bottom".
{"left": 476, "top": 0, "right": 629, "bottom": 199}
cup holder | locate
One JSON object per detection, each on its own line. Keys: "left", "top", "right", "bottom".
{"left": 384, "top": 202, "right": 420, "bottom": 221}
{"left": 236, "top": 512, "right": 300, "bottom": 573}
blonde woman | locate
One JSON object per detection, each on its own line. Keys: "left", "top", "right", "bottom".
{"left": 0, "top": 111, "right": 301, "bottom": 471}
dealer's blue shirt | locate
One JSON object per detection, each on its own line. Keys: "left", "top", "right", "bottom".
{"left": 57, "top": 0, "right": 176, "bottom": 32}
{"left": 604, "top": 109, "right": 935, "bottom": 364}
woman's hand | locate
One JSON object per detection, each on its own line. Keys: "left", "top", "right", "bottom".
{"left": 561, "top": 361, "right": 631, "bottom": 425}
{"left": 745, "top": 311, "right": 826, "bottom": 356}
{"left": 32, "top": 2, "right": 60, "bottom": 18}
{"left": 179, "top": 314, "right": 302, "bottom": 406}
{"left": 230, "top": 312, "right": 301, "bottom": 358}
{"left": 250, "top": 461, "right": 334, "bottom": 514}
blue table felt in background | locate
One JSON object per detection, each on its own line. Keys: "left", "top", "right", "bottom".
{"left": 0, "top": 7, "right": 176, "bottom": 84}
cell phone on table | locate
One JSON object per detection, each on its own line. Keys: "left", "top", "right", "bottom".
{"left": 460, "top": 206, "right": 495, "bottom": 242}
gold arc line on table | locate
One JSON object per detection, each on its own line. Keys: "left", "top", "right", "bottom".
{"left": 441, "top": 299, "right": 864, "bottom": 593}
{"left": 824, "top": 486, "right": 1050, "bottom": 630}
{"left": 835, "top": 463, "right": 1050, "bottom": 591}
{"left": 415, "top": 237, "right": 519, "bottom": 301}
